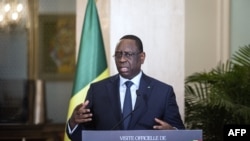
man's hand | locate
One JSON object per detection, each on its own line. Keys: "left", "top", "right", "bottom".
{"left": 153, "top": 118, "right": 176, "bottom": 130}
{"left": 69, "top": 100, "right": 93, "bottom": 129}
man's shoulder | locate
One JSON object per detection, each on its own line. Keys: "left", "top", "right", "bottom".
{"left": 142, "top": 73, "right": 173, "bottom": 88}
{"left": 91, "top": 74, "right": 119, "bottom": 85}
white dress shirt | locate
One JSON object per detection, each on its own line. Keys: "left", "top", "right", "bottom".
{"left": 119, "top": 71, "right": 142, "bottom": 111}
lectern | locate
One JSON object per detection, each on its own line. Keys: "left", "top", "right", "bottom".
{"left": 82, "top": 130, "right": 202, "bottom": 141}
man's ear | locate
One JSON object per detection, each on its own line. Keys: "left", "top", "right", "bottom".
{"left": 140, "top": 52, "right": 146, "bottom": 64}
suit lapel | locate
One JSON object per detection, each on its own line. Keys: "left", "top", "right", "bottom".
{"left": 106, "top": 75, "right": 123, "bottom": 129}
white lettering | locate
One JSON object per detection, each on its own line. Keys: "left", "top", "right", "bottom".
{"left": 228, "top": 129, "right": 247, "bottom": 136}
{"left": 235, "top": 129, "right": 241, "bottom": 136}
{"left": 241, "top": 129, "right": 246, "bottom": 136}
{"left": 134, "top": 136, "right": 159, "bottom": 140}
{"left": 159, "top": 136, "right": 167, "bottom": 141}
{"left": 228, "top": 129, "right": 235, "bottom": 136}
{"left": 120, "top": 136, "right": 134, "bottom": 141}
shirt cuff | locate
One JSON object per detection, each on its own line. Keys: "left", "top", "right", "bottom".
{"left": 67, "top": 122, "right": 78, "bottom": 134}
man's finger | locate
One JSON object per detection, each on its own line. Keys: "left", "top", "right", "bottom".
{"left": 75, "top": 103, "right": 84, "bottom": 111}
{"left": 154, "top": 118, "right": 165, "bottom": 125}
{"left": 82, "top": 100, "right": 89, "bottom": 107}
{"left": 75, "top": 100, "right": 89, "bottom": 111}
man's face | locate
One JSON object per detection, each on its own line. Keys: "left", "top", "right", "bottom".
{"left": 114, "top": 39, "right": 145, "bottom": 79}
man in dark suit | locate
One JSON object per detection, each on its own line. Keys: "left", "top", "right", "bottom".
{"left": 66, "top": 35, "right": 185, "bottom": 141}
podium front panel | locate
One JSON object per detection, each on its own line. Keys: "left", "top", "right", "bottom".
{"left": 82, "top": 130, "right": 202, "bottom": 141}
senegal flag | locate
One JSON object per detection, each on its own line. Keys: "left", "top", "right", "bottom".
{"left": 64, "top": 0, "right": 109, "bottom": 140}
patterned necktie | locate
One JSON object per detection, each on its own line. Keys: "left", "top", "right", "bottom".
{"left": 123, "top": 81, "right": 133, "bottom": 129}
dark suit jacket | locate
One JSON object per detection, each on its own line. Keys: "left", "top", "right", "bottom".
{"left": 67, "top": 73, "right": 185, "bottom": 141}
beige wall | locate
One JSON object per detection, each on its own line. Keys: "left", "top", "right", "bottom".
{"left": 185, "top": 0, "right": 230, "bottom": 76}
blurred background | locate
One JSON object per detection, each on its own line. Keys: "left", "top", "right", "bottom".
{"left": 0, "top": 0, "right": 249, "bottom": 140}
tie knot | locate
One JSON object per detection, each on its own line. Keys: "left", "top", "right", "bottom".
{"left": 125, "top": 81, "right": 133, "bottom": 88}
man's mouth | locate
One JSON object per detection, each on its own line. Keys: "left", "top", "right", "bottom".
{"left": 119, "top": 67, "right": 129, "bottom": 73}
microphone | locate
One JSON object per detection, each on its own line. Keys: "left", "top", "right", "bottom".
{"left": 110, "top": 107, "right": 138, "bottom": 130}
{"left": 136, "top": 90, "right": 148, "bottom": 103}
{"left": 136, "top": 90, "right": 141, "bottom": 96}
{"left": 110, "top": 90, "right": 144, "bottom": 130}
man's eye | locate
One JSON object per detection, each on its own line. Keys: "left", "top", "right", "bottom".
{"left": 124, "top": 53, "right": 132, "bottom": 57}
{"left": 115, "top": 52, "right": 122, "bottom": 57}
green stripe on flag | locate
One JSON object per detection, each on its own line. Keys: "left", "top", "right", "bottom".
{"left": 72, "top": 0, "right": 107, "bottom": 96}
{"left": 64, "top": 0, "right": 109, "bottom": 140}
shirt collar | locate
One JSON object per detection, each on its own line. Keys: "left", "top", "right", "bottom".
{"left": 119, "top": 71, "right": 142, "bottom": 88}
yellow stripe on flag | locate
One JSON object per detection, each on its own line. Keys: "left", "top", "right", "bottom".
{"left": 64, "top": 69, "right": 109, "bottom": 141}
{"left": 66, "top": 69, "right": 109, "bottom": 119}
